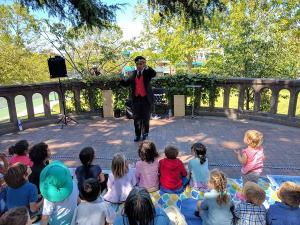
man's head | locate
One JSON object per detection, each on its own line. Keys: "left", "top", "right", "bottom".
{"left": 134, "top": 56, "right": 146, "bottom": 71}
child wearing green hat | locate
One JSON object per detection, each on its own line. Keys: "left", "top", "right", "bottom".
{"left": 40, "top": 161, "right": 79, "bottom": 225}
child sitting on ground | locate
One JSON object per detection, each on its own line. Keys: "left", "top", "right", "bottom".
{"left": 4, "top": 163, "right": 42, "bottom": 212}
{"left": 40, "top": 161, "right": 79, "bottom": 225}
{"left": 0, "top": 153, "right": 8, "bottom": 214}
{"left": 267, "top": 181, "right": 300, "bottom": 225}
{"left": 28, "top": 142, "right": 50, "bottom": 194}
{"left": 136, "top": 140, "right": 159, "bottom": 192}
{"left": 159, "top": 145, "right": 188, "bottom": 193}
{"left": 194, "top": 169, "right": 234, "bottom": 225}
{"left": 9, "top": 140, "right": 33, "bottom": 167}
{"left": 71, "top": 178, "right": 116, "bottom": 225}
{"left": 104, "top": 153, "right": 136, "bottom": 203}
{"left": 234, "top": 181, "right": 267, "bottom": 225}
{"left": 0, "top": 207, "right": 31, "bottom": 225}
{"left": 75, "top": 147, "right": 107, "bottom": 191}
{"left": 188, "top": 142, "right": 209, "bottom": 191}
{"left": 114, "top": 187, "right": 171, "bottom": 225}
{"left": 234, "top": 130, "right": 265, "bottom": 184}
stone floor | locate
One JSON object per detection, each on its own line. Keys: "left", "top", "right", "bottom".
{"left": 0, "top": 116, "right": 300, "bottom": 178}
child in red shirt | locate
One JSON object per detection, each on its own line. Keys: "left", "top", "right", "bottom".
{"left": 159, "top": 145, "right": 188, "bottom": 193}
{"left": 9, "top": 140, "right": 33, "bottom": 167}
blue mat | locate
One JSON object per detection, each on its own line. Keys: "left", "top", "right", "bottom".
{"left": 267, "top": 175, "right": 300, "bottom": 189}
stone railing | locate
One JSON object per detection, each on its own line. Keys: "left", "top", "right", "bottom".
{"left": 175, "top": 78, "right": 300, "bottom": 127}
{"left": 0, "top": 78, "right": 299, "bottom": 135}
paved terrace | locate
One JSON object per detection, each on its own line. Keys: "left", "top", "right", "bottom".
{"left": 0, "top": 116, "right": 300, "bottom": 178}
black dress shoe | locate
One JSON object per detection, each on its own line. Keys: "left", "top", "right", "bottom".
{"left": 142, "top": 133, "right": 148, "bottom": 140}
{"left": 134, "top": 136, "right": 141, "bottom": 142}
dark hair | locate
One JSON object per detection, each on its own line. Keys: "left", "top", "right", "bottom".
{"left": 138, "top": 141, "right": 159, "bottom": 163}
{"left": 123, "top": 187, "right": 155, "bottom": 225}
{"left": 134, "top": 56, "right": 146, "bottom": 63}
{"left": 191, "top": 142, "right": 207, "bottom": 164}
{"left": 0, "top": 207, "right": 29, "bottom": 225}
{"left": 79, "top": 147, "right": 95, "bottom": 167}
{"left": 79, "top": 178, "right": 101, "bottom": 202}
{"left": 29, "top": 142, "right": 49, "bottom": 164}
{"left": 164, "top": 145, "right": 179, "bottom": 159}
{"left": 9, "top": 140, "right": 29, "bottom": 156}
{"left": 4, "top": 163, "right": 28, "bottom": 188}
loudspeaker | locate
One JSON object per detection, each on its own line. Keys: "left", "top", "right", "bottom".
{"left": 48, "top": 56, "right": 68, "bottom": 78}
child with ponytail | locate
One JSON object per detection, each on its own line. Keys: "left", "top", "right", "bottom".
{"left": 194, "top": 169, "right": 234, "bottom": 225}
{"left": 188, "top": 142, "right": 209, "bottom": 191}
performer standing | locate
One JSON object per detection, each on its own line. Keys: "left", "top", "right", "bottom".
{"left": 121, "top": 56, "right": 156, "bottom": 142}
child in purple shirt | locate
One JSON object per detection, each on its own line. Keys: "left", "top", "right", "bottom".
{"left": 104, "top": 153, "right": 136, "bottom": 203}
{"left": 135, "top": 140, "right": 159, "bottom": 192}
{"left": 267, "top": 181, "right": 300, "bottom": 225}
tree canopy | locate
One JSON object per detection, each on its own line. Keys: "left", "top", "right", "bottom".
{"left": 18, "top": 0, "right": 122, "bottom": 28}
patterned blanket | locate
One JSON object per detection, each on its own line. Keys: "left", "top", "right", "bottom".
{"left": 150, "top": 175, "right": 300, "bottom": 210}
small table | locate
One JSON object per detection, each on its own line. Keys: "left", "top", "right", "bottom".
{"left": 186, "top": 85, "right": 202, "bottom": 117}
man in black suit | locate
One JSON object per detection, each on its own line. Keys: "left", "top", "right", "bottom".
{"left": 121, "top": 56, "right": 156, "bottom": 142}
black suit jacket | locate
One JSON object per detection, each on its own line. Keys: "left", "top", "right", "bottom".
{"left": 121, "top": 67, "right": 156, "bottom": 105}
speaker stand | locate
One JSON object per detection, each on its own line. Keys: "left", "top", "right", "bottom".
{"left": 57, "top": 78, "right": 78, "bottom": 128}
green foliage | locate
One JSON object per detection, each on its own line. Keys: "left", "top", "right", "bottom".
{"left": 0, "top": 3, "right": 50, "bottom": 85}
{"left": 0, "top": 38, "right": 49, "bottom": 85}
{"left": 147, "top": 0, "right": 225, "bottom": 29}
{"left": 203, "top": 0, "right": 300, "bottom": 79}
{"left": 41, "top": 22, "right": 137, "bottom": 77}
{"left": 18, "top": 0, "right": 122, "bottom": 29}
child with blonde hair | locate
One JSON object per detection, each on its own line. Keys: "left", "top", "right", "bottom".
{"left": 194, "top": 169, "right": 234, "bottom": 225}
{"left": 267, "top": 182, "right": 300, "bottom": 224}
{"left": 234, "top": 182, "right": 266, "bottom": 225}
{"left": 234, "top": 130, "right": 265, "bottom": 184}
{"left": 136, "top": 140, "right": 159, "bottom": 192}
{"left": 104, "top": 153, "right": 136, "bottom": 203}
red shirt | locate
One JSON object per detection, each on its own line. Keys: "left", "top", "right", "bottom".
{"left": 10, "top": 154, "right": 33, "bottom": 167}
{"left": 159, "top": 158, "right": 188, "bottom": 190}
{"left": 135, "top": 72, "right": 147, "bottom": 97}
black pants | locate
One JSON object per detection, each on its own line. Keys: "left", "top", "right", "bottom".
{"left": 132, "top": 96, "right": 151, "bottom": 137}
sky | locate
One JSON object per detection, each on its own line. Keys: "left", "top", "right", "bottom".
{"left": 0, "top": 0, "right": 144, "bottom": 40}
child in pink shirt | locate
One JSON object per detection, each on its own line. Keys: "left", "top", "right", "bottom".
{"left": 135, "top": 140, "right": 159, "bottom": 192}
{"left": 9, "top": 140, "right": 33, "bottom": 167}
{"left": 234, "top": 130, "right": 265, "bottom": 184}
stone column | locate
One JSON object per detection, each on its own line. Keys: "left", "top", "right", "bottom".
{"left": 238, "top": 85, "right": 245, "bottom": 111}
{"left": 25, "top": 94, "right": 34, "bottom": 120}
{"left": 223, "top": 86, "right": 230, "bottom": 109}
{"left": 174, "top": 95, "right": 185, "bottom": 117}
{"left": 288, "top": 89, "right": 297, "bottom": 117}
{"left": 253, "top": 87, "right": 261, "bottom": 112}
{"left": 270, "top": 88, "right": 279, "bottom": 114}
{"left": 103, "top": 90, "right": 114, "bottom": 117}
{"left": 42, "top": 92, "right": 52, "bottom": 118}
{"left": 6, "top": 95, "right": 18, "bottom": 124}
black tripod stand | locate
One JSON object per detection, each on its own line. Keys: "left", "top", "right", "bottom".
{"left": 57, "top": 78, "right": 78, "bottom": 128}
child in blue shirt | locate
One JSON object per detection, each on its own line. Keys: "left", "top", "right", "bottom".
{"left": 4, "top": 163, "right": 43, "bottom": 212}
{"left": 194, "top": 169, "right": 234, "bottom": 225}
{"left": 188, "top": 142, "right": 209, "bottom": 191}
{"left": 267, "top": 181, "right": 300, "bottom": 225}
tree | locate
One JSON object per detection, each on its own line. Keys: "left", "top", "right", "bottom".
{"left": 135, "top": 6, "right": 207, "bottom": 73}
{"left": 147, "top": 0, "right": 225, "bottom": 29}
{"left": 0, "top": 4, "right": 49, "bottom": 85}
{"left": 17, "top": 0, "right": 122, "bottom": 29}
{"left": 203, "top": 0, "right": 300, "bottom": 79}
{"left": 0, "top": 3, "right": 39, "bottom": 47}
{"left": 40, "top": 21, "right": 137, "bottom": 76}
